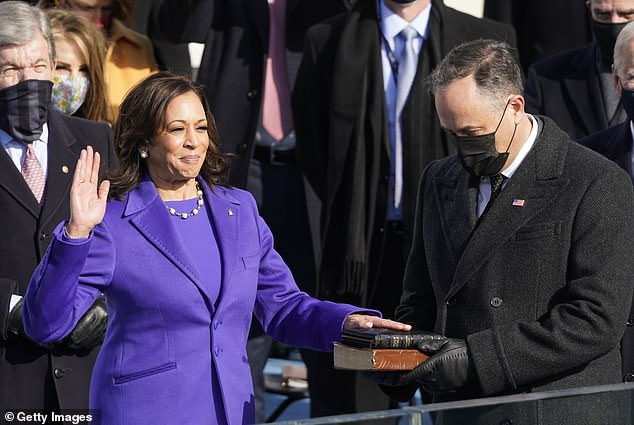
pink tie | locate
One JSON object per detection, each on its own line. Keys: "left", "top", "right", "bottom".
{"left": 262, "top": 0, "right": 293, "bottom": 142}
{"left": 22, "top": 143, "right": 46, "bottom": 203}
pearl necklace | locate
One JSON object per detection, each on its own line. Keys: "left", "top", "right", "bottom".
{"left": 165, "top": 183, "right": 204, "bottom": 219}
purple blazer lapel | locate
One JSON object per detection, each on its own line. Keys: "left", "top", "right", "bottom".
{"left": 202, "top": 183, "right": 240, "bottom": 306}
{"left": 124, "top": 177, "right": 216, "bottom": 306}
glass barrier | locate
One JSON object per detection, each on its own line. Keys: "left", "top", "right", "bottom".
{"left": 263, "top": 383, "right": 633, "bottom": 425}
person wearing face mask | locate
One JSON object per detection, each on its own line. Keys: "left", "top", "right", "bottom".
{"left": 48, "top": 9, "right": 110, "bottom": 122}
{"left": 578, "top": 20, "right": 634, "bottom": 386}
{"left": 0, "top": 1, "right": 115, "bottom": 414}
{"left": 366, "top": 39, "right": 634, "bottom": 425}
{"left": 38, "top": 0, "right": 157, "bottom": 122}
{"left": 292, "top": 0, "right": 515, "bottom": 416}
{"left": 524, "top": 0, "right": 634, "bottom": 140}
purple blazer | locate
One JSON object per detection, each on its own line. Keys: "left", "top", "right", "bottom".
{"left": 23, "top": 178, "right": 363, "bottom": 425}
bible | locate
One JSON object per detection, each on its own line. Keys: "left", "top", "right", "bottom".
{"left": 341, "top": 328, "right": 440, "bottom": 349}
{"left": 333, "top": 342, "right": 428, "bottom": 370}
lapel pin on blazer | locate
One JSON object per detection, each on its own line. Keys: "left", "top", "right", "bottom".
{"left": 228, "top": 209, "right": 234, "bottom": 216}
{"left": 512, "top": 199, "right": 526, "bottom": 207}
{"left": 61, "top": 165, "right": 69, "bottom": 174}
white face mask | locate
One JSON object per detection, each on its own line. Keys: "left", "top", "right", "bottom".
{"left": 51, "top": 74, "right": 90, "bottom": 115}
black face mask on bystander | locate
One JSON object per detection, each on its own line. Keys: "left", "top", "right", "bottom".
{"left": 592, "top": 20, "right": 628, "bottom": 68}
{"left": 0, "top": 79, "right": 52, "bottom": 142}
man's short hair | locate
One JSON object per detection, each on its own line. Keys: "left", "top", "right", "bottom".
{"left": 0, "top": 1, "right": 55, "bottom": 63}
{"left": 429, "top": 39, "right": 522, "bottom": 109}
{"left": 614, "top": 21, "right": 634, "bottom": 73}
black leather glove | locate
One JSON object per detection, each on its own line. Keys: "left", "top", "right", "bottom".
{"left": 64, "top": 296, "right": 107, "bottom": 350}
{"left": 362, "top": 332, "right": 449, "bottom": 386}
{"left": 7, "top": 298, "right": 54, "bottom": 349}
{"left": 400, "top": 338, "right": 476, "bottom": 395}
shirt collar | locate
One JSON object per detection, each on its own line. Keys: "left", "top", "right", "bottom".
{"left": 501, "top": 114, "right": 538, "bottom": 179}
{"left": 379, "top": 0, "right": 432, "bottom": 49}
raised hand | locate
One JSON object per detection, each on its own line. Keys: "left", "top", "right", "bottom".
{"left": 343, "top": 314, "right": 412, "bottom": 331}
{"left": 66, "top": 146, "right": 110, "bottom": 238}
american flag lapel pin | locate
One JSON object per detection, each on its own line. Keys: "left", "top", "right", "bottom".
{"left": 512, "top": 199, "right": 526, "bottom": 207}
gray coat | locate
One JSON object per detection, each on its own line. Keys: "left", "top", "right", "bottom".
{"left": 396, "top": 116, "right": 634, "bottom": 425}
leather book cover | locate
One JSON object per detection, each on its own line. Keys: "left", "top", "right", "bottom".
{"left": 333, "top": 342, "right": 428, "bottom": 370}
{"left": 341, "top": 328, "right": 432, "bottom": 349}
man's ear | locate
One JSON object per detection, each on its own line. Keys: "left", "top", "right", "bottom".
{"left": 509, "top": 95, "right": 525, "bottom": 124}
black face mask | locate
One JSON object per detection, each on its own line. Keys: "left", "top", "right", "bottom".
{"left": 621, "top": 87, "right": 634, "bottom": 121}
{"left": 0, "top": 79, "right": 52, "bottom": 142}
{"left": 452, "top": 102, "right": 517, "bottom": 177}
{"left": 592, "top": 20, "right": 627, "bottom": 68}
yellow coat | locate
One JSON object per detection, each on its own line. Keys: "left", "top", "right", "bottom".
{"left": 104, "top": 19, "right": 157, "bottom": 121}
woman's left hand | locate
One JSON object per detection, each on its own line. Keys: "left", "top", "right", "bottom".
{"left": 343, "top": 314, "right": 412, "bottom": 331}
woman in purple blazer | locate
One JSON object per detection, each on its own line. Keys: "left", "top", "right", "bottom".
{"left": 22, "top": 72, "right": 411, "bottom": 425}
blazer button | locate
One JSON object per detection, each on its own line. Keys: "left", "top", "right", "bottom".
{"left": 40, "top": 233, "right": 50, "bottom": 240}
{"left": 213, "top": 320, "right": 219, "bottom": 330}
{"left": 53, "top": 368, "right": 65, "bottom": 379}
{"left": 627, "top": 317, "right": 633, "bottom": 327}
{"left": 214, "top": 346, "right": 221, "bottom": 356}
{"left": 490, "top": 297, "right": 503, "bottom": 308}
{"left": 246, "top": 89, "right": 259, "bottom": 100}
{"left": 624, "top": 372, "right": 634, "bottom": 383}
{"left": 499, "top": 419, "right": 513, "bottom": 425}
{"left": 237, "top": 143, "right": 248, "bottom": 154}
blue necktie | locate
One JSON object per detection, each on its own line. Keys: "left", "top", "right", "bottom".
{"left": 394, "top": 26, "right": 418, "bottom": 208}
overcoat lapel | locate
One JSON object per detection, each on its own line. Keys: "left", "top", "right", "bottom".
{"left": 446, "top": 119, "right": 571, "bottom": 300}
{"left": 605, "top": 123, "right": 632, "bottom": 175}
{"left": 204, "top": 185, "right": 241, "bottom": 307}
{"left": 0, "top": 142, "right": 39, "bottom": 218}
{"left": 40, "top": 111, "right": 81, "bottom": 229}
{"left": 562, "top": 45, "right": 607, "bottom": 135}
{"left": 434, "top": 165, "right": 477, "bottom": 264}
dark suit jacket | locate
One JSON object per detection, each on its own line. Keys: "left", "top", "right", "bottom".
{"left": 395, "top": 117, "right": 634, "bottom": 425}
{"left": 157, "top": 0, "right": 348, "bottom": 188}
{"left": 524, "top": 43, "right": 623, "bottom": 140}
{"left": 0, "top": 110, "right": 115, "bottom": 410}
{"left": 578, "top": 121, "right": 634, "bottom": 382}
{"left": 293, "top": 0, "right": 516, "bottom": 305}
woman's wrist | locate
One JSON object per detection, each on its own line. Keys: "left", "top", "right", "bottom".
{"left": 64, "top": 223, "right": 92, "bottom": 239}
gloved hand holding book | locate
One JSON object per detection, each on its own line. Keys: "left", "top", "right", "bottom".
{"left": 355, "top": 329, "right": 476, "bottom": 395}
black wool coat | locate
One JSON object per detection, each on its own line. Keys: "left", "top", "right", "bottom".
{"left": 0, "top": 110, "right": 115, "bottom": 410}
{"left": 396, "top": 117, "right": 634, "bottom": 425}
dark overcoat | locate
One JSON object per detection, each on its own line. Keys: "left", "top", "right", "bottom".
{"left": 0, "top": 110, "right": 115, "bottom": 410}
{"left": 524, "top": 43, "right": 620, "bottom": 140}
{"left": 395, "top": 117, "right": 634, "bottom": 425}
{"left": 578, "top": 121, "right": 634, "bottom": 383}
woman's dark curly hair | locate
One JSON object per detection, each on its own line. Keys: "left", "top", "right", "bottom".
{"left": 108, "top": 71, "right": 230, "bottom": 199}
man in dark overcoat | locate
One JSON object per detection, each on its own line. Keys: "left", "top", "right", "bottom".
{"left": 375, "top": 39, "right": 634, "bottom": 425}
{"left": 0, "top": 1, "right": 114, "bottom": 413}
{"left": 578, "top": 20, "right": 634, "bottom": 385}
{"left": 293, "top": 0, "right": 516, "bottom": 416}
{"left": 524, "top": 0, "right": 634, "bottom": 140}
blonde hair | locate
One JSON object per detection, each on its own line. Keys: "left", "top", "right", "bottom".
{"left": 47, "top": 9, "right": 110, "bottom": 122}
